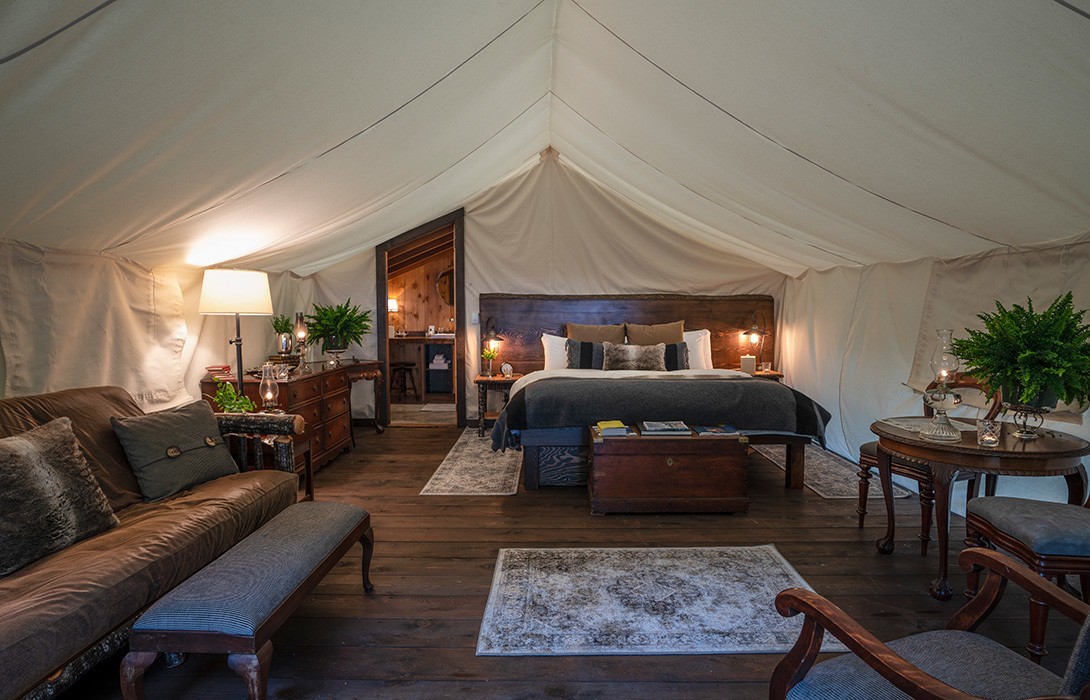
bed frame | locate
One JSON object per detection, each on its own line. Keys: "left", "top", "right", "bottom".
{"left": 478, "top": 294, "right": 803, "bottom": 490}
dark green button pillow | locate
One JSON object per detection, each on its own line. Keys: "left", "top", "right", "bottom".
{"left": 111, "top": 401, "right": 238, "bottom": 501}
{"left": 0, "top": 418, "right": 119, "bottom": 577}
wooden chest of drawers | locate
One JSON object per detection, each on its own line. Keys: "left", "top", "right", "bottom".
{"left": 588, "top": 429, "right": 749, "bottom": 514}
{"left": 201, "top": 364, "right": 351, "bottom": 473}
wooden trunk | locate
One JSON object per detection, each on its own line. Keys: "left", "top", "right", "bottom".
{"left": 588, "top": 430, "right": 749, "bottom": 514}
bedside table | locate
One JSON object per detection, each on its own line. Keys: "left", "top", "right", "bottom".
{"left": 475, "top": 374, "right": 522, "bottom": 436}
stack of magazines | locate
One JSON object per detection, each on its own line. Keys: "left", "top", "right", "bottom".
{"left": 638, "top": 420, "right": 691, "bottom": 435}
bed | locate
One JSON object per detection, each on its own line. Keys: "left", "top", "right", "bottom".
{"left": 481, "top": 293, "right": 831, "bottom": 489}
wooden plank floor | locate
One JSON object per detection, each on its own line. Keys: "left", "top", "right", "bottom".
{"left": 68, "top": 426, "right": 1081, "bottom": 699}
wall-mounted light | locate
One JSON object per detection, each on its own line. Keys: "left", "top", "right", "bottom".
{"left": 387, "top": 298, "right": 399, "bottom": 338}
{"left": 740, "top": 311, "right": 767, "bottom": 367}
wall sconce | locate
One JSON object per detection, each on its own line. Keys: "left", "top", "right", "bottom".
{"left": 739, "top": 311, "right": 766, "bottom": 372}
{"left": 483, "top": 316, "right": 504, "bottom": 352}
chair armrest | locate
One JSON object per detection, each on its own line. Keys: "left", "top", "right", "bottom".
{"left": 215, "top": 412, "right": 305, "bottom": 437}
{"left": 772, "top": 588, "right": 980, "bottom": 700}
{"left": 216, "top": 413, "right": 305, "bottom": 473}
{"left": 952, "top": 548, "right": 1090, "bottom": 629}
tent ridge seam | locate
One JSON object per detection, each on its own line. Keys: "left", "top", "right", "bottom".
{"left": 0, "top": 0, "right": 119, "bottom": 66}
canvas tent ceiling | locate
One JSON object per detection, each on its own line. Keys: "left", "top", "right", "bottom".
{"left": 3, "top": 0, "right": 1089, "bottom": 277}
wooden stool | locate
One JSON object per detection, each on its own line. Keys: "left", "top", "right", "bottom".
{"left": 120, "top": 501, "right": 374, "bottom": 700}
{"left": 390, "top": 362, "right": 418, "bottom": 400}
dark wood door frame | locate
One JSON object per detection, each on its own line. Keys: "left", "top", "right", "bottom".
{"left": 376, "top": 209, "right": 466, "bottom": 429}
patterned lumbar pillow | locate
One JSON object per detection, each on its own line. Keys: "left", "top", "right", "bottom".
{"left": 663, "top": 342, "right": 690, "bottom": 371}
{"left": 602, "top": 341, "right": 667, "bottom": 371}
{"left": 0, "top": 418, "right": 119, "bottom": 578}
{"left": 111, "top": 400, "right": 238, "bottom": 502}
{"left": 565, "top": 339, "right": 605, "bottom": 369}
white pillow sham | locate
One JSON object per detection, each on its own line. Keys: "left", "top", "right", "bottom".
{"left": 684, "top": 329, "right": 713, "bottom": 370}
{"left": 542, "top": 333, "right": 568, "bottom": 370}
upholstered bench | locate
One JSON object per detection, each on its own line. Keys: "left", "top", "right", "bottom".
{"left": 120, "top": 501, "right": 374, "bottom": 700}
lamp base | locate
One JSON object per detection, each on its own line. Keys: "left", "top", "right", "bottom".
{"left": 918, "top": 412, "right": 963, "bottom": 443}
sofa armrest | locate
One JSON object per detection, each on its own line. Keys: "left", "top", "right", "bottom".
{"left": 215, "top": 413, "right": 305, "bottom": 473}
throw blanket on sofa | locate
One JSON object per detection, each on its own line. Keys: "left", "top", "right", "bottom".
{"left": 491, "top": 371, "right": 830, "bottom": 450}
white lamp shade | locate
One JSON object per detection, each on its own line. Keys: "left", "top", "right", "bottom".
{"left": 198, "top": 269, "right": 273, "bottom": 315}
{"left": 387, "top": 297, "right": 399, "bottom": 313}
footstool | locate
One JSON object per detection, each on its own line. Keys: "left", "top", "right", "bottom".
{"left": 120, "top": 501, "right": 374, "bottom": 700}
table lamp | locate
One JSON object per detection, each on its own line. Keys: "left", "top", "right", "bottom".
{"left": 387, "top": 297, "right": 398, "bottom": 338}
{"left": 198, "top": 269, "right": 273, "bottom": 395}
{"left": 740, "top": 311, "right": 766, "bottom": 373}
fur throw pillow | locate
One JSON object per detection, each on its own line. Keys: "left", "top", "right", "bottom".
{"left": 0, "top": 418, "right": 119, "bottom": 578}
{"left": 602, "top": 341, "right": 667, "bottom": 371}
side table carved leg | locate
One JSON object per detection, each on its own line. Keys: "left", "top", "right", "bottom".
{"left": 876, "top": 446, "right": 896, "bottom": 554}
{"left": 928, "top": 463, "right": 958, "bottom": 601}
{"left": 918, "top": 480, "right": 934, "bottom": 556}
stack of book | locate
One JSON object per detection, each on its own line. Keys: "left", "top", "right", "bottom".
{"left": 692, "top": 424, "right": 740, "bottom": 437}
{"left": 638, "top": 420, "right": 691, "bottom": 435}
{"left": 205, "top": 365, "right": 235, "bottom": 383}
{"left": 595, "top": 420, "right": 634, "bottom": 437}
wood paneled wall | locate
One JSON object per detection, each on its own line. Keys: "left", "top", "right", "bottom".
{"left": 388, "top": 252, "right": 455, "bottom": 333}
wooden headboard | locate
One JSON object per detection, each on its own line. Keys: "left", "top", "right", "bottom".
{"left": 478, "top": 294, "right": 775, "bottom": 375}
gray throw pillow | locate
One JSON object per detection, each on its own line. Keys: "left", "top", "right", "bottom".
{"left": 0, "top": 418, "right": 119, "bottom": 578}
{"left": 602, "top": 341, "right": 667, "bottom": 371}
{"left": 111, "top": 401, "right": 238, "bottom": 502}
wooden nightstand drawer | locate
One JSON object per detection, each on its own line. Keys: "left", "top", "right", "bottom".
{"left": 324, "top": 412, "right": 351, "bottom": 450}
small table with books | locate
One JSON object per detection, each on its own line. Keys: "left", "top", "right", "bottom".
{"left": 588, "top": 421, "right": 752, "bottom": 515}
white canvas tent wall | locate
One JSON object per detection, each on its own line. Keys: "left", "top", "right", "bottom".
{"left": 2, "top": 1, "right": 1090, "bottom": 505}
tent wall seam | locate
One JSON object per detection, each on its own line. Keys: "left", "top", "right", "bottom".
{"left": 104, "top": 0, "right": 549, "bottom": 254}
{"left": 568, "top": 0, "right": 1001, "bottom": 247}
{"left": 550, "top": 91, "right": 863, "bottom": 268}
{"left": 0, "top": 0, "right": 118, "bottom": 66}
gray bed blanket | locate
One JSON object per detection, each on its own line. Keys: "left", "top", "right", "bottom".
{"left": 491, "top": 377, "right": 830, "bottom": 450}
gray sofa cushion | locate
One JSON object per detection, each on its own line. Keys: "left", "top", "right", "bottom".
{"left": 967, "top": 496, "right": 1090, "bottom": 556}
{"left": 787, "top": 630, "right": 1062, "bottom": 700}
{"left": 0, "top": 418, "right": 119, "bottom": 577}
{"left": 112, "top": 400, "right": 238, "bottom": 501}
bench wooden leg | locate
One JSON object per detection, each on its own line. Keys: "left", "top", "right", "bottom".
{"left": 227, "top": 640, "right": 273, "bottom": 700}
{"left": 361, "top": 525, "right": 375, "bottom": 592}
{"left": 120, "top": 651, "right": 159, "bottom": 700}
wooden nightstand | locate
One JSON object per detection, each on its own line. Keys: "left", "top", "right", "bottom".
{"left": 475, "top": 374, "right": 521, "bottom": 437}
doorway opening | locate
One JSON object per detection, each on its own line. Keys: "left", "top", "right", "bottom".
{"left": 376, "top": 210, "right": 466, "bottom": 428}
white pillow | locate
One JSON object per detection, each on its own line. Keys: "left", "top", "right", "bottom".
{"left": 684, "top": 329, "right": 713, "bottom": 370}
{"left": 542, "top": 333, "right": 568, "bottom": 370}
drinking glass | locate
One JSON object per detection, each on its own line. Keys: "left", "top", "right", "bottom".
{"left": 977, "top": 419, "right": 1001, "bottom": 447}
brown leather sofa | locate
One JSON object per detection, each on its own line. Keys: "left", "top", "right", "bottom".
{"left": 0, "top": 386, "right": 301, "bottom": 700}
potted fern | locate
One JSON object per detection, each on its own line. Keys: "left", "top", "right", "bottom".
{"left": 951, "top": 292, "right": 1090, "bottom": 415}
{"left": 305, "top": 299, "right": 373, "bottom": 354}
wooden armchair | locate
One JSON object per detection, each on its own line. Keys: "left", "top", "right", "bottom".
{"left": 771, "top": 548, "right": 1090, "bottom": 700}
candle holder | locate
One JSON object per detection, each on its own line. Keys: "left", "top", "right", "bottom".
{"left": 258, "top": 363, "right": 282, "bottom": 413}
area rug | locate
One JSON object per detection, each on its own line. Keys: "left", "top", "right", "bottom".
{"left": 476, "top": 544, "right": 847, "bottom": 655}
{"left": 752, "top": 444, "right": 912, "bottom": 500}
{"left": 420, "top": 403, "right": 456, "bottom": 412}
{"left": 420, "top": 428, "right": 522, "bottom": 495}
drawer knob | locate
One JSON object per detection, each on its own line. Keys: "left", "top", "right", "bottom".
{"left": 666, "top": 458, "right": 674, "bottom": 467}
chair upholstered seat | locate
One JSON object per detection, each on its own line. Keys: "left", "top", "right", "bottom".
{"left": 786, "top": 630, "right": 1062, "bottom": 700}
{"left": 968, "top": 496, "right": 1090, "bottom": 557}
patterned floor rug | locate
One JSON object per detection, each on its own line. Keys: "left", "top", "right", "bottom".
{"left": 476, "top": 544, "right": 847, "bottom": 655}
{"left": 752, "top": 444, "right": 912, "bottom": 500}
{"left": 420, "top": 428, "right": 522, "bottom": 495}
